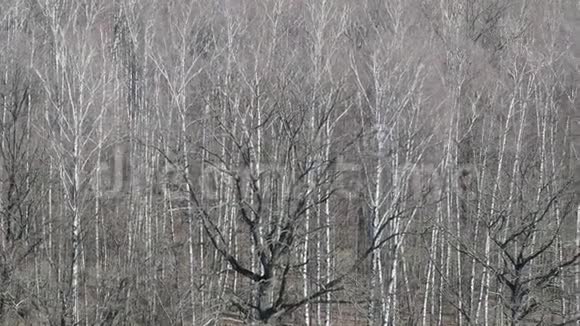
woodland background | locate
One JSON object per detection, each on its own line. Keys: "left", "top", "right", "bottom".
{"left": 0, "top": 0, "right": 579, "bottom": 325}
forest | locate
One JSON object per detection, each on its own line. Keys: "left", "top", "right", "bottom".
{"left": 0, "top": 0, "right": 579, "bottom": 325}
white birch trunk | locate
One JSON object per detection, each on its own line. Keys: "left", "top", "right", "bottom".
{"left": 477, "top": 94, "right": 516, "bottom": 325}
{"left": 422, "top": 212, "right": 439, "bottom": 326}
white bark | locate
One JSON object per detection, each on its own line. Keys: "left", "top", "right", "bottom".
{"left": 477, "top": 92, "right": 517, "bottom": 326}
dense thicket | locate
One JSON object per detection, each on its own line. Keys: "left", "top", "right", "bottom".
{"left": 0, "top": 0, "right": 579, "bottom": 325}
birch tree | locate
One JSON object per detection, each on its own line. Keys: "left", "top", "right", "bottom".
{"left": 34, "top": 1, "right": 111, "bottom": 323}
